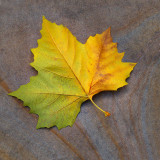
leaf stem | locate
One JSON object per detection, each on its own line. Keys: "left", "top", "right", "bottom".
{"left": 89, "top": 98, "right": 111, "bottom": 117}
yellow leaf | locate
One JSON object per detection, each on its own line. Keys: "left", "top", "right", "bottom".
{"left": 9, "top": 16, "right": 136, "bottom": 129}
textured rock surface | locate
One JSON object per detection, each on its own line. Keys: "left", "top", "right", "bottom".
{"left": 0, "top": 0, "right": 160, "bottom": 160}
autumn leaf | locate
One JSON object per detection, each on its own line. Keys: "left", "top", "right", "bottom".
{"left": 9, "top": 16, "right": 136, "bottom": 129}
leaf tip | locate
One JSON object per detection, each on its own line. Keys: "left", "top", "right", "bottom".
{"left": 8, "top": 92, "right": 11, "bottom": 95}
{"left": 108, "top": 26, "right": 111, "bottom": 32}
{"left": 42, "top": 15, "right": 46, "bottom": 20}
{"left": 36, "top": 125, "right": 40, "bottom": 129}
{"left": 30, "top": 62, "right": 34, "bottom": 67}
{"left": 130, "top": 62, "right": 137, "bottom": 66}
{"left": 8, "top": 91, "right": 15, "bottom": 97}
{"left": 36, "top": 120, "right": 43, "bottom": 129}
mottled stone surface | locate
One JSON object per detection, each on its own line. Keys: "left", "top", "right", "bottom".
{"left": 0, "top": 0, "right": 160, "bottom": 160}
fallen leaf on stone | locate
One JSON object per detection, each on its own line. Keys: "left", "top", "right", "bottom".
{"left": 9, "top": 16, "right": 136, "bottom": 129}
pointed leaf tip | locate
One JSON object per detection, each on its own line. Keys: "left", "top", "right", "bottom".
{"left": 42, "top": 15, "right": 46, "bottom": 20}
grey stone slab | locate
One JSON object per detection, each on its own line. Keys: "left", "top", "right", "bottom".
{"left": 0, "top": 0, "right": 160, "bottom": 160}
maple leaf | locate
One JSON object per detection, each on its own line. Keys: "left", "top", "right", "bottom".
{"left": 9, "top": 16, "right": 136, "bottom": 129}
